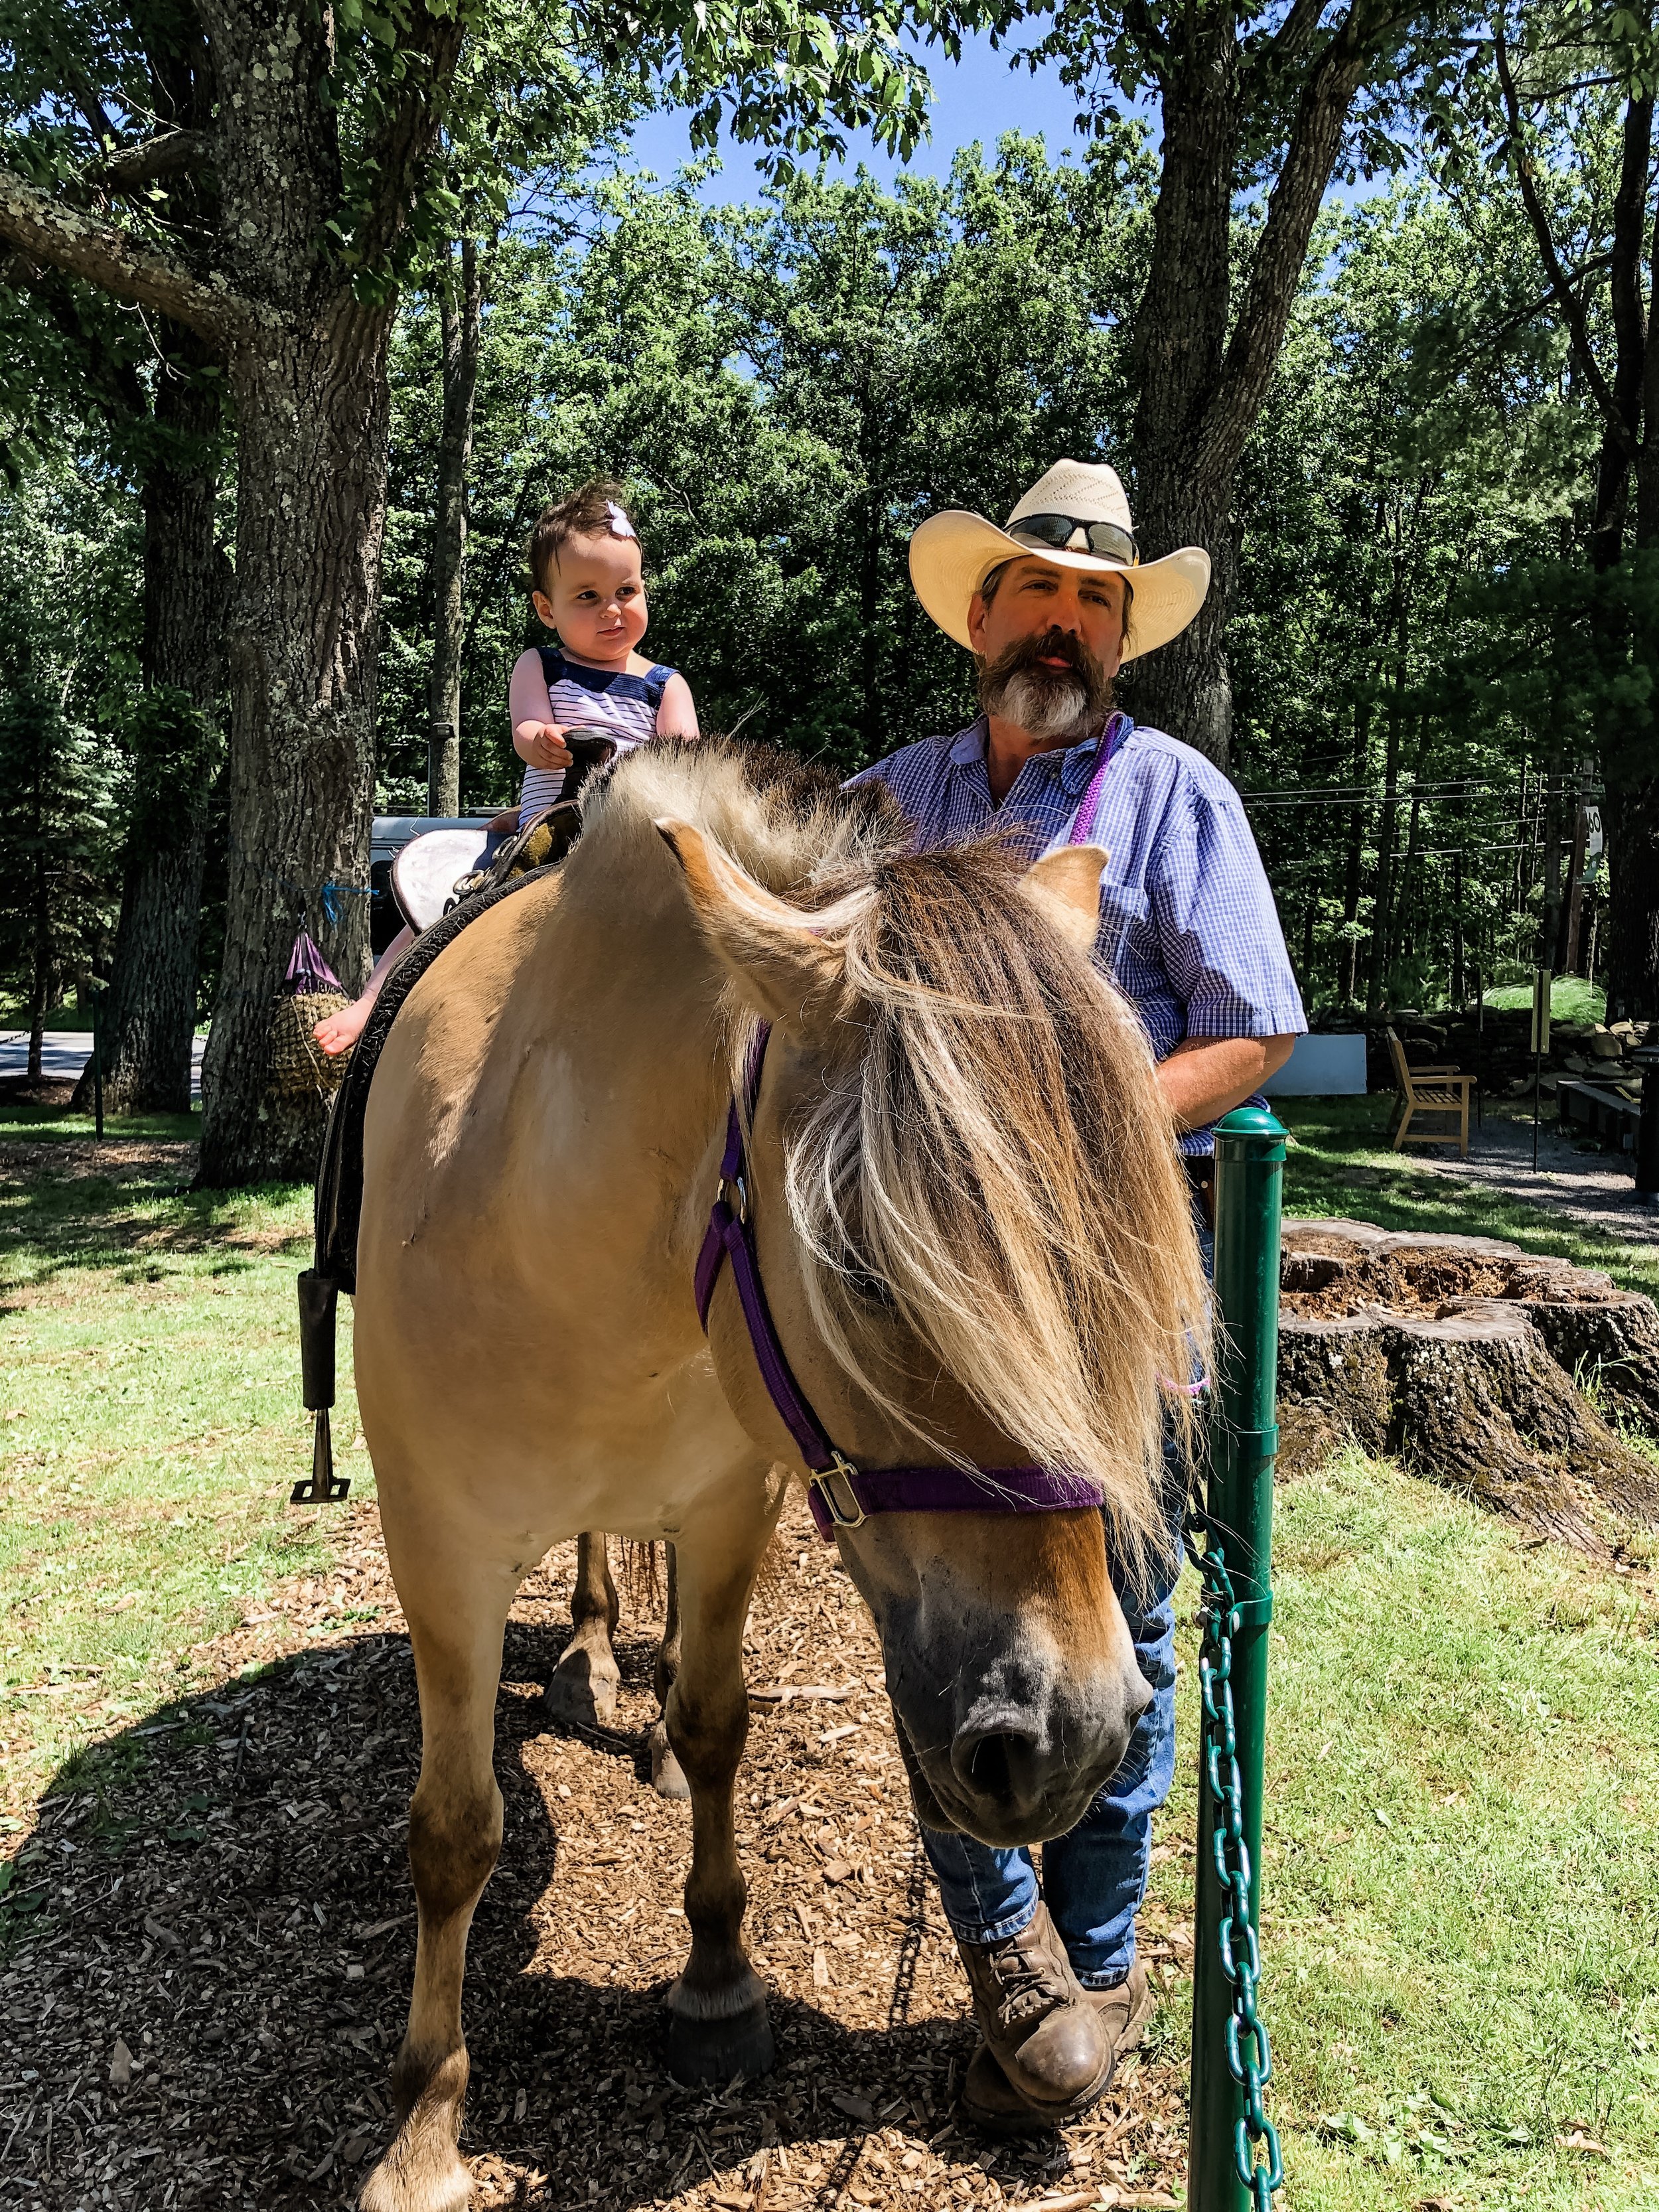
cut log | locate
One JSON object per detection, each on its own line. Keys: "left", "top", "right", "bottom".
{"left": 1276, "top": 1220, "right": 1659, "bottom": 1554}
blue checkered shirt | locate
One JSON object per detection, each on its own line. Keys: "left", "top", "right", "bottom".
{"left": 852, "top": 715, "right": 1307, "bottom": 1154}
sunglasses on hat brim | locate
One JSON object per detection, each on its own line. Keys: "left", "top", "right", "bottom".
{"left": 1007, "top": 513, "right": 1139, "bottom": 565}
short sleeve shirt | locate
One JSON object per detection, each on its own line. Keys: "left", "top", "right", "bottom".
{"left": 851, "top": 715, "right": 1307, "bottom": 1154}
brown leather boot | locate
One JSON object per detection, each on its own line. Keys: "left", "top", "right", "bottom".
{"left": 961, "top": 1957, "right": 1153, "bottom": 2136}
{"left": 954, "top": 1903, "right": 1112, "bottom": 2123}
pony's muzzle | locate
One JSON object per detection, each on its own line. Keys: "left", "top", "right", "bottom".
{"left": 947, "top": 1670, "right": 1154, "bottom": 1844}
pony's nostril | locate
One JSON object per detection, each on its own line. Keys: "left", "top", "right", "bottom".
{"left": 956, "top": 1727, "right": 1037, "bottom": 1807}
{"left": 968, "top": 1732, "right": 1014, "bottom": 1799}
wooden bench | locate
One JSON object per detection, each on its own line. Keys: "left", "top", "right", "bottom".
{"left": 1557, "top": 1078, "right": 1641, "bottom": 1154}
{"left": 1386, "top": 1027, "right": 1477, "bottom": 1157}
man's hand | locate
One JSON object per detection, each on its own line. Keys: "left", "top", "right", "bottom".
{"left": 1157, "top": 1035, "right": 1297, "bottom": 1132}
{"left": 513, "top": 720, "right": 573, "bottom": 773}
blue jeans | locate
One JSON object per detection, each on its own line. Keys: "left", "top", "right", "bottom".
{"left": 920, "top": 1204, "right": 1209, "bottom": 1987}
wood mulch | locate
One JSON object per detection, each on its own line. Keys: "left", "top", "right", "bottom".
{"left": 0, "top": 1494, "right": 1192, "bottom": 2210}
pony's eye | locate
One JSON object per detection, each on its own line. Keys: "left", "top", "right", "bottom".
{"left": 841, "top": 1250, "right": 895, "bottom": 1308}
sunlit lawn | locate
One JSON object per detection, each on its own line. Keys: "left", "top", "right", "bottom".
{"left": 1482, "top": 978, "right": 1607, "bottom": 1024}
{"left": 1151, "top": 1451, "right": 1659, "bottom": 2211}
{"left": 0, "top": 1101, "right": 364, "bottom": 1812}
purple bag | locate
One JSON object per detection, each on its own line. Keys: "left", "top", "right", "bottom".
{"left": 284, "top": 928, "right": 343, "bottom": 998}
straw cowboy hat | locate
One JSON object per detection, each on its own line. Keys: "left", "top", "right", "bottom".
{"left": 908, "top": 458, "right": 1210, "bottom": 660}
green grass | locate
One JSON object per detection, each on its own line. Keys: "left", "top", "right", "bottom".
{"left": 1483, "top": 977, "right": 1607, "bottom": 1024}
{"left": 0, "top": 1106, "right": 365, "bottom": 1804}
{"left": 1, "top": 1098, "right": 201, "bottom": 1143}
{"left": 1278, "top": 1094, "right": 1659, "bottom": 1301}
{"left": 1151, "top": 1449, "right": 1659, "bottom": 2211}
{"left": 0, "top": 995, "right": 92, "bottom": 1032}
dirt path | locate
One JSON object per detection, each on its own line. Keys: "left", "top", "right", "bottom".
{"left": 1412, "top": 1106, "right": 1659, "bottom": 1248}
{"left": 0, "top": 1498, "right": 1191, "bottom": 2210}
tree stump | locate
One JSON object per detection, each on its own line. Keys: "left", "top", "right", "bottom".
{"left": 1277, "top": 1220, "right": 1659, "bottom": 1554}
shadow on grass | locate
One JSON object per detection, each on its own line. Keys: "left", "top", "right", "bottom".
{"left": 0, "top": 1107, "right": 310, "bottom": 1295}
{"left": 3, "top": 1619, "right": 963, "bottom": 2211}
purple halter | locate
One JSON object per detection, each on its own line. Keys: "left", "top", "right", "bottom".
{"left": 694, "top": 1027, "right": 1108, "bottom": 1541}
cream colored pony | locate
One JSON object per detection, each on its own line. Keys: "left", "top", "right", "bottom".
{"left": 353, "top": 741, "right": 1205, "bottom": 2211}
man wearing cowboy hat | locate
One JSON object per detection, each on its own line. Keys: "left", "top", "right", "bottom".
{"left": 855, "top": 459, "right": 1305, "bottom": 2133}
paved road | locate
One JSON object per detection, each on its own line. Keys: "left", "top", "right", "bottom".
{"left": 0, "top": 1030, "right": 206, "bottom": 1100}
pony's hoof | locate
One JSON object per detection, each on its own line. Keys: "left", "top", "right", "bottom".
{"left": 664, "top": 1995, "right": 776, "bottom": 2085}
{"left": 544, "top": 1647, "right": 620, "bottom": 1732}
{"left": 648, "top": 1720, "right": 690, "bottom": 1801}
{"left": 358, "top": 2140, "right": 472, "bottom": 2212}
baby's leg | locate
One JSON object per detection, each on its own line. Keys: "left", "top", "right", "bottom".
{"left": 314, "top": 925, "right": 413, "bottom": 1056}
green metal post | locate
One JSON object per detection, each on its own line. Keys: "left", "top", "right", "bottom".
{"left": 1189, "top": 1105, "right": 1285, "bottom": 2211}
{"left": 89, "top": 982, "right": 104, "bottom": 1143}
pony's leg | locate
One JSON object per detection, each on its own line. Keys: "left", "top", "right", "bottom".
{"left": 663, "top": 1522, "right": 776, "bottom": 2084}
{"left": 362, "top": 1543, "right": 517, "bottom": 2212}
{"left": 544, "top": 1530, "right": 622, "bottom": 1730}
{"left": 648, "top": 1543, "right": 690, "bottom": 1801}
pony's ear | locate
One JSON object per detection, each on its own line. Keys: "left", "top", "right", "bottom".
{"left": 1021, "top": 844, "right": 1107, "bottom": 953}
{"left": 655, "top": 817, "right": 851, "bottom": 1023}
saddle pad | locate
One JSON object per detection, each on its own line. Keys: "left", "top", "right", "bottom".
{"left": 391, "top": 827, "right": 506, "bottom": 933}
{"left": 313, "top": 864, "right": 555, "bottom": 1295}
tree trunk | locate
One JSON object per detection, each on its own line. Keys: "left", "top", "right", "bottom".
{"left": 27, "top": 820, "right": 48, "bottom": 1084}
{"left": 196, "top": 298, "right": 390, "bottom": 1185}
{"left": 192, "top": 0, "right": 463, "bottom": 1187}
{"left": 1123, "top": 49, "right": 1237, "bottom": 761}
{"left": 1387, "top": 720, "right": 1427, "bottom": 979}
{"left": 1277, "top": 1220, "right": 1659, "bottom": 1552}
{"left": 427, "top": 237, "right": 482, "bottom": 818}
{"left": 1604, "top": 772, "right": 1659, "bottom": 1019}
{"left": 1338, "top": 696, "right": 1370, "bottom": 1003}
{"left": 88, "top": 325, "right": 227, "bottom": 1114}
{"left": 1365, "top": 668, "right": 1403, "bottom": 1012}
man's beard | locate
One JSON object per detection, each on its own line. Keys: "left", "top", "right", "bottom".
{"left": 977, "top": 627, "right": 1114, "bottom": 743}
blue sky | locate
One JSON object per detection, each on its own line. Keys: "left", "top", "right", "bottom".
{"left": 624, "top": 29, "right": 1129, "bottom": 200}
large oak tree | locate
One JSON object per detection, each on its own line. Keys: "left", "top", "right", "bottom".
{"left": 0, "top": 0, "right": 952, "bottom": 1180}
{"left": 975, "top": 0, "right": 1461, "bottom": 762}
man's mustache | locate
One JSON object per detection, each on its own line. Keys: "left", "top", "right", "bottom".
{"left": 984, "top": 627, "right": 1103, "bottom": 690}
{"left": 978, "top": 627, "right": 1112, "bottom": 719}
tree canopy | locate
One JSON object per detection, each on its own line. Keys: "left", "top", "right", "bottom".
{"left": 4, "top": 0, "right": 1658, "bottom": 1134}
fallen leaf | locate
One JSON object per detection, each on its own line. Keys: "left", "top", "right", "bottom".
{"left": 1556, "top": 2130, "right": 1607, "bottom": 2156}
{"left": 514, "top": 2087, "right": 527, "bottom": 2121}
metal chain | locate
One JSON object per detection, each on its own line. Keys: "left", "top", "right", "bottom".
{"left": 1185, "top": 1516, "right": 1285, "bottom": 2211}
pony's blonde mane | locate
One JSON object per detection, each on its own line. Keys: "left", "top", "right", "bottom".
{"left": 589, "top": 740, "right": 1210, "bottom": 1569}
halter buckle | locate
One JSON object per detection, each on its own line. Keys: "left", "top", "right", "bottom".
{"left": 810, "top": 1453, "right": 867, "bottom": 1530}
{"left": 721, "top": 1171, "right": 750, "bottom": 1226}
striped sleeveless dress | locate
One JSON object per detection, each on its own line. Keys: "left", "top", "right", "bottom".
{"left": 518, "top": 646, "right": 676, "bottom": 823}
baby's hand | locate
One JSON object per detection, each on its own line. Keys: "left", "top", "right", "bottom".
{"left": 514, "top": 721, "right": 573, "bottom": 773}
